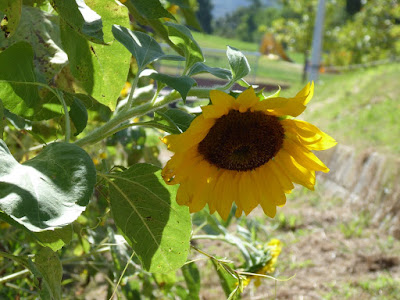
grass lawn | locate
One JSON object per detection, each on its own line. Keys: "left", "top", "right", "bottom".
{"left": 159, "top": 32, "right": 307, "bottom": 86}
{"left": 299, "top": 63, "right": 400, "bottom": 156}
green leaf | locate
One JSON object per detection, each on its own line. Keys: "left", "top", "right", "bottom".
{"left": 0, "top": 41, "right": 40, "bottom": 118}
{"left": 165, "top": 22, "right": 204, "bottom": 71}
{"left": 0, "top": 212, "right": 72, "bottom": 251}
{"left": 0, "top": 6, "right": 68, "bottom": 83}
{"left": 156, "top": 108, "right": 194, "bottom": 133}
{"left": 211, "top": 260, "right": 239, "bottom": 299}
{"left": 0, "top": 141, "right": 96, "bottom": 232}
{"left": 227, "top": 46, "right": 250, "bottom": 83}
{"left": 112, "top": 25, "right": 183, "bottom": 73}
{"left": 52, "top": 0, "right": 104, "bottom": 44}
{"left": 182, "top": 262, "right": 201, "bottom": 300}
{"left": 32, "top": 247, "right": 63, "bottom": 300}
{"left": 3, "top": 109, "right": 32, "bottom": 130}
{"left": 0, "top": 0, "right": 22, "bottom": 38}
{"left": 0, "top": 98, "right": 3, "bottom": 139}
{"left": 188, "top": 62, "right": 232, "bottom": 80}
{"left": 143, "top": 70, "right": 196, "bottom": 101}
{"left": 61, "top": 1, "right": 131, "bottom": 110}
{"left": 107, "top": 163, "right": 191, "bottom": 273}
{"left": 34, "top": 225, "right": 73, "bottom": 251}
{"left": 69, "top": 97, "right": 88, "bottom": 136}
{"left": 180, "top": 5, "right": 202, "bottom": 31}
{"left": 128, "top": 0, "right": 174, "bottom": 20}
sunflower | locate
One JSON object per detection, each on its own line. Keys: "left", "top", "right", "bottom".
{"left": 162, "top": 83, "right": 336, "bottom": 219}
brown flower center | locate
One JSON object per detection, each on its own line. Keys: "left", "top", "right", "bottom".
{"left": 198, "top": 109, "right": 284, "bottom": 171}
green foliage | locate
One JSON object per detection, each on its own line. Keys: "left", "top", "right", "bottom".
{"left": 0, "top": 0, "right": 22, "bottom": 38}
{"left": 145, "top": 69, "right": 196, "bottom": 101}
{"left": 227, "top": 46, "right": 251, "bottom": 84}
{"left": 106, "top": 164, "right": 191, "bottom": 273}
{"left": 0, "top": 0, "right": 284, "bottom": 298}
{"left": 33, "top": 247, "right": 63, "bottom": 299}
{"left": 165, "top": 21, "right": 204, "bottom": 72}
{"left": 60, "top": 1, "right": 131, "bottom": 110}
{"left": 0, "top": 141, "right": 96, "bottom": 232}
{"left": 52, "top": 0, "right": 104, "bottom": 44}
{"left": 0, "top": 42, "right": 40, "bottom": 118}
{"left": 196, "top": 0, "right": 213, "bottom": 34}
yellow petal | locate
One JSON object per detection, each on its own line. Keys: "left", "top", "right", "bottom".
{"left": 161, "top": 146, "right": 201, "bottom": 184}
{"left": 283, "top": 139, "right": 329, "bottom": 173}
{"left": 268, "top": 160, "right": 294, "bottom": 193}
{"left": 238, "top": 172, "right": 259, "bottom": 215}
{"left": 163, "top": 115, "right": 214, "bottom": 153}
{"left": 214, "top": 171, "right": 235, "bottom": 220}
{"left": 201, "top": 104, "right": 229, "bottom": 119}
{"left": 236, "top": 87, "right": 260, "bottom": 112}
{"left": 253, "top": 97, "right": 306, "bottom": 117}
{"left": 258, "top": 163, "right": 286, "bottom": 208}
{"left": 295, "top": 81, "right": 314, "bottom": 105}
{"left": 210, "top": 90, "right": 236, "bottom": 107}
{"left": 282, "top": 119, "right": 337, "bottom": 151}
{"left": 274, "top": 149, "right": 316, "bottom": 190}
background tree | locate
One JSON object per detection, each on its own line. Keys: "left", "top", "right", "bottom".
{"left": 196, "top": 0, "right": 214, "bottom": 34}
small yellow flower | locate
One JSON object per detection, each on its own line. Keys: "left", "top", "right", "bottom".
{"left": 162, "top": 83, "right": 336, "bottom": 219}
{"left": 244, "top": 239, "right": 282, "bottom": 287}
{"left": 120, "top": 81, "right": 131, "bottom": 98}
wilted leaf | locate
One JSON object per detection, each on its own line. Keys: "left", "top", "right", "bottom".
{"left": 0, "top": 141, "right": 96, "bottom": 232}
{"left": 107, "top": 163, "right": 191, "bottom": 273}
{"left": 0, "top": 0, "right": 22, "bottom": 38}
{"left": 0, "top": 6, "right": 68, "bottom": 82}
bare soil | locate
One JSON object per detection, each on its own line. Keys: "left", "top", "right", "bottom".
{"left": 196, "top": 189, "right": 400, "bottom": 300}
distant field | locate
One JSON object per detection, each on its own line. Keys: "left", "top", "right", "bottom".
{"left": 300, "top": 63, "right": 400, "bottom": 155}
{"left": 159, "top": 32, "right": 307, "bottom": 86}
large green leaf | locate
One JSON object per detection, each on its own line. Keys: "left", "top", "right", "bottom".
{"left": 112, "top": 25, "right": 183, "bottom": 73}
{"left": 52, "top": 0, "right": 104, "bottom": 44}
{"left": 128, "top": 0, "right": 174, "bottom": 20}
{"left": 0, "top": 141, "right": 96, "bottom": 232}
{"left": 227, "top": 46, "right": 250, "bottom": 83}
{"left": 0, "top": 0, "right": 22, "bottom": 38}
{"left": 165, "top": 22, "right": 204, "bottom": 71}
{"left": 61, "top": 1, "right": 131, "bottom": 110}
{"left": 0, "top": 41, "right": 40, "bottom": 118}
{"left": 0, "top": 6, "right": 68, "bottom": 82}
{"left": 107, "top": 163, "right": 191, "bottom": 273}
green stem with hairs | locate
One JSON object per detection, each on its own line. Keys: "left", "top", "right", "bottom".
{"left": 74, "top": 88, "right": 210, "bottom": 147}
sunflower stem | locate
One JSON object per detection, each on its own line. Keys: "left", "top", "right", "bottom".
{"left": 74, "top": 88, "right": 210, "bottom": 147}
